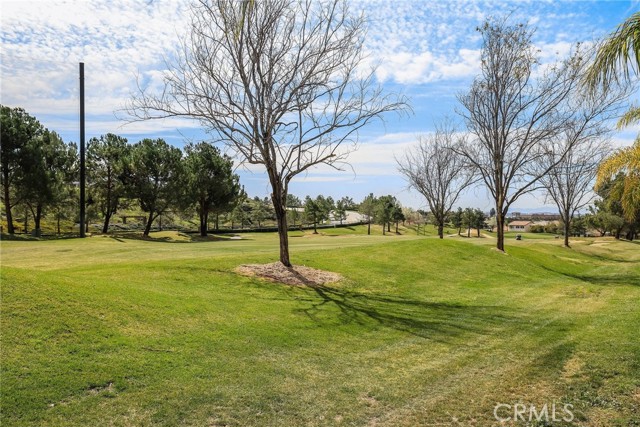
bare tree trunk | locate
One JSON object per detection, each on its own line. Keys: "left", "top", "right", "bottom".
{"left": 24, "top": 206, "right": 29, "bottom": 233}
{"left": 615, "top": 227, "right": 623, "bottom": 239}
{"left": 2, "top": 171, "right": 14, "bottom": 234}
{"left": 467, "top": 226, "right": 471, "bottom": 238}
{"left": 276, "top": 212, "right": 291, "bottom": 266}
{"left": 215, "top": 213, "right": 219, "bottom": 231}
{"left": 496, "top": 213, "right": 506, "bottom": 251}
{"left": 199, "top": 201, "right": 207, "bottom": 237}
{"left": 437, "top": 223, "right": 444, "bottom": 239}
{"left": 57, "top": 214, "right": 61, "bottom": 235}
{"left": 143, "top": 211, "right": 154, "bottom": 236}
{"left": 199, "top": 212, "right": 207, "bottom": 237}
{"left": 103, "top": 174, "right": 113, "bottom": 234}
{"left": 477, "top": 227, "right": 481, "bottom": 237}
{"left": 564, "top": 223, "right": 571, "bottom": 248}
{"left": 34, "top": 204, "right": 42, "bottom": 237}
{"left": 563, "top": 211, "right": 571, "bottom": 248}
{"left": 269, "top": 178, "right": 291, "bottom": 267}
{"left": 102, "top": 213, "right": 111, "bottom": 234}
{"left": 367, "top": 219, "right": 371, "bottom": 235}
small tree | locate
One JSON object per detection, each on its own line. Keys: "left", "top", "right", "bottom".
{"left": 286, "top": 194, "right": 302, "bottom": 227}
{"left": 250, "top": 197, "right": 274, "bottom": 228}
{"left": 182, "top": 142, "right": 240, "bottom": 236}
{"left": 339, "top": 196, "right": 356, "bottom": 210}
{"left": 462, "top": 207, "right": 475, "bottom": 237}
{"left": 397, "top": 121, "right": 474, "bottom": 238}
{"left": 126, "top": 0, "right": 408, "bottom": 266}
{"left": 304, "top": 195, "right": 331, "bottom": 234}
{"left": 456, "top": 19, "right": 581, "bottom": 251}
{"left": 87, "top": 134, "right": 130, "bottom": 233}
{"left": 472, "top": 208, "right": 486, "bottom": 237}
{"left": 125, "top": 139, "right": 183, "bottom": 236}
{"left": 359, "top": 193, "right": 377, "bottom": 235}
{"left": 230, "top": 191, "right": 249, "bottom": 229}
{"left": 334, "top": 199, "right": 347, "bottom": 225}
{"left": 593, "top": 174, "right": 639, "bottom": 240}
{"left": 586, "top": 208, "right": 625, "bottom": 237}
{"left": 450, "top": 207, "right": 464, "bottom": 236}
{"left": 0, "top": 106, "right": 43, "bottom": 234}
{"left": 18, "top": 130, "right": 76, "bottom": 236}
{"left": 375, "top": 195, "right": 397, "bottom": 235}
{"left": 392, "top": 204, "right": 405, "bottom": 234}
{"left": 540, "top": 62, "right": 629, "bottom": 247}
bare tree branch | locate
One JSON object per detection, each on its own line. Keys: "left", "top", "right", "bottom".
{"left": 455, "top": 19, "right": 587, "bottom": 251}
{"left": 397, "top": 120, "right": 475, "bottom": 239}
{"left": 124, "top": 0, "right": 409, "bottom": 266}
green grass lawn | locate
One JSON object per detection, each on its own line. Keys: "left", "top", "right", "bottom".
{"left": 1, "top": 227, "right": 639, "bottom": 426}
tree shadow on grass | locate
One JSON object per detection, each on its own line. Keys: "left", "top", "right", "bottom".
{"left": 291, "top": 282, "right": 516, "bottom": 342}
{"left": 103, "top": 231, "right": 250, "bottom": 244}
{"left": 537, "top": 263, "right": 640, "bottom": 287}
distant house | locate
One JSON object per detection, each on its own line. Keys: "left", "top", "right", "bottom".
{"left": 508, "top": 220, "right": 532, "bottom": 232}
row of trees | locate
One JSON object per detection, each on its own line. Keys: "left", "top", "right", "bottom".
{"left": 0, "top": 110, "right": 243, "bottom": 237}
{"left": 1, "top": 106, "right": 76, "bottom": 236}
{"left": 358, "top": 194, "right": 405, "bottom": 235}
{"left": 450, "top": 208, "right": 486, "bottom": 238}
{"left": 1, "top": 103, "right": 412, "bottom": 238}
{"left": 150, "top": 2, "right": 637, "bottom": 262}
{"left": 4, "top": 2, "right": 639, "bottom": 266}
{"left": 228, "top": 194, "right": 357, "bottom": 231}
{"left": 398, "top": 16, "right": 638, "bottom": 249}
{"left": 1, "top": 112, "right": 375, "bottom": 237}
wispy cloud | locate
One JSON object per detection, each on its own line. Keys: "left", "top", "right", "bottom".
{"left": 1, "top": 0, "right": 635, "bottom": 208}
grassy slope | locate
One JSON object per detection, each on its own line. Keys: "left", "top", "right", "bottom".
{"left": 1, "top": 228, "right": 639, "bottom": 426}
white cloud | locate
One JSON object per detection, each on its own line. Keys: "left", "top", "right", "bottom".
{"left": 1, "top": 0, "right": 635, "bottom": 209}
{"left": 1, "top": 0, "right": 189, "bottom": 119}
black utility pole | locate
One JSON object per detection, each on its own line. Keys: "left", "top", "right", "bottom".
{"left": 79, "top": 62, "right": 86, "bottom": 238}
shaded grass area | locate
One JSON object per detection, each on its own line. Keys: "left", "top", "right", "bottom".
{"left": 1, "top": 229, "right": 639, "bottom": 426}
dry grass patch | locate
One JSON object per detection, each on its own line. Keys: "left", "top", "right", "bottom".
{"left": 235, "top": 262, "right": 342, "bottom": 286}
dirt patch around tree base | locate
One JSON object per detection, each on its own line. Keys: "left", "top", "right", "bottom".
{"left": 235, "top": 262, "right": 342, "bottom": 286}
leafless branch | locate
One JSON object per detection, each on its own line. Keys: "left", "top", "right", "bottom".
{"left": 123, "top": 0, "right": 409, "bottom": 265}
{"left": 397, "top": 120, "right": 475, "bottom": 238}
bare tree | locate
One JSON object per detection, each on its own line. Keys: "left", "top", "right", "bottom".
{"left": 540, "top": 82, "right": 629, "bottom": 247}
{"left": 456, "top": 19, "right": 582, "bottom": 251}
{"left": 125, "top": 0, "right": 407, "bottom": 266}
{"left": 542, "top": 140, "right": 609, "bottom": 247}
{"left": 397, "top": 122, "right": 474, "bottom": 239}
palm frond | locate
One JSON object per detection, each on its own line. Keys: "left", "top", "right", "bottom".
{"left": 585, "top": 12, "right": 640, "bottom": 89}
{"left": 617, "top": 105, "right": 640, "bottom": 129}
{"left": 596, "top": 140, "right": 640, "bottom": 221}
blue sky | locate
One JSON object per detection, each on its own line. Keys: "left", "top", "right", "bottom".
{"left": 1, "top": 0, "right": 638, "bottom": 212}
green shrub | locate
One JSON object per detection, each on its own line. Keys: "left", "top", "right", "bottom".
{"left": 529, "top": 225, "right": 545, "bottom": 233}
